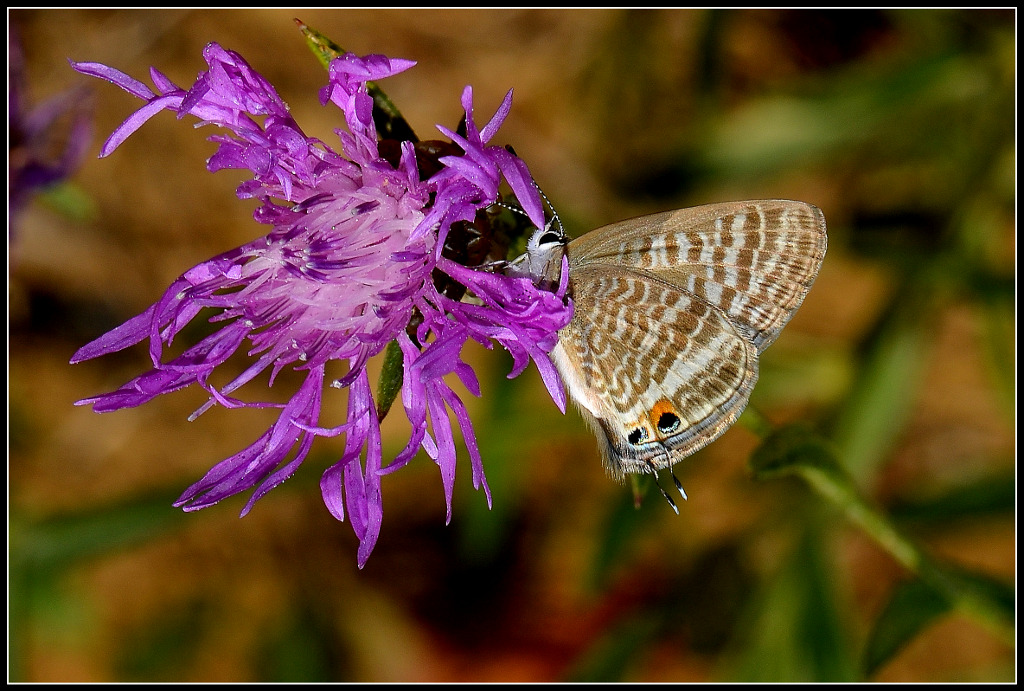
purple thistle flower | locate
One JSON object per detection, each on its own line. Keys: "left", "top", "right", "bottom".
{"left": 9, "top": 28, "right": 93, "bottom": 229}
{"left": 70, "top": 42, "right": 572, "bottom": 567}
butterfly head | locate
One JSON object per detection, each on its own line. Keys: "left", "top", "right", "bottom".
{"left": 506, "top": 220, "right": 568, "bottom": 290}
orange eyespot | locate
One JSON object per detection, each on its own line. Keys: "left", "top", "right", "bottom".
{"left": 625, "top": 400, "right": 684, "bottom": 446}
{"left": 626, "top": 410, "right": 653, "bottom": 446}
{"left": 650, "top": 399, "right": 682, "bottom": 437}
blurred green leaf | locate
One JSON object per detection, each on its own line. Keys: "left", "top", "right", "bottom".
{"left": 39, "top": 181, "right": 97, "bottom": 221}
{"left": 8, "top": 565, "right": 94, "bottom": 681}
{"left": 952, "top": 568, "right": 1015, "bottom": 620}
{"left": 863, "top": 577, "right": 951, "bottom": 677}
{"left": 255, "top": 603, "right": 343, "bottom": 682}
{"left": 12, "top": 488, "right": 186, "bottom": 570}
{"left": 889, "top": 469, "right": 1015, "bottom": 525}
{"left": 699, "top": 34, "right": 1010, "bottom": 182}
{"left": 917, "top": 560, "right": 1015, "bottom": 633}
{"left": 977, "top": 294, "right": 1015, "bottom": 423}
{"left": 830, "top": 288, "right": 934, "bottom": 484}
{"left": 9, "top": 489, "right": 191, "bottom": 681}
{"left": 726, "top": 526, "right": 858, "bottom": 682}
{"left": 865, "top": 562, "right": 1015, "bottom": 677}
{"left": 115, "top": 598, "right": 208, "bottom": 681}
{"left": 751, "top": 425, "right": 1014, "bottom": 649}
{"left": 566, "top": 612, "right": 662, "bottom": 682}
{"left": 749, "top": 423, "right": 840, "bottom": 480}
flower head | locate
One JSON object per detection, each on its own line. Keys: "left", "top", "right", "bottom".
{"left": 70, "top": 42, "right": 572, "bottom": 567}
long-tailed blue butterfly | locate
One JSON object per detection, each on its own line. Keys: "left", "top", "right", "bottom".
{"left": 509, "top": 200, "right": 827, "bottom": 509}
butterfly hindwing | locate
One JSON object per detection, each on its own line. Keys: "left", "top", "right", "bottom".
{"left": 552, "top": 262, "right": 759, "bottom": 478}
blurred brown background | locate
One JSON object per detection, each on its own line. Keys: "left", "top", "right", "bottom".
{"left": 9, "top": 9, "right": 1015, "bottom": 682}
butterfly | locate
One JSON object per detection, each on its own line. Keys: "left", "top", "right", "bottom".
{"left": 509, "top": 200, "right": 827, "bottom": 508}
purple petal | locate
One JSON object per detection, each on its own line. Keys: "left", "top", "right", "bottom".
{"left": 493, "top": 147, "right": 545, "bottom": 229}
{"left": 70, "top": 60, "right": 156, "bottom": 100}
{"left": 99, "top": 94, "right": 183, "bottom": 157}
{"left": 479, "top": 88, "right": 514, "bottom": 144}
{"left": 438, "top": 384, "right": 490, "bottom": 507}
{"left": 426, "top": 387, "right": 457, "bottom": 524}
{"left": 70, "top": 304, "right": 156, "bottom": 363}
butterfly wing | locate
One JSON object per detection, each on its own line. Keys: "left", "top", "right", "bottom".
{"left": 555, "top": 200, "right": 826, "bottom": 478}
{"left": 567, "top": 200, "right": 827, "bottom": 352}
{"left": 552, "top": 262, "right": 759, "bottom": 478}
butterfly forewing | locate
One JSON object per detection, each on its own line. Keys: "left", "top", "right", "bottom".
{"left": 553, "top": 263, "right": 759, "bottom": 478}
{"left": 566, "top": 200, "right": 827, "bottom": 352}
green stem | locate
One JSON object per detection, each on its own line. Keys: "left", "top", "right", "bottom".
{"left": 752, "top": 426, "right": 1014, "bottom": 645}
{"left": 801, "top": 465, "right": 1013, "bottom": 646}
{"left": 797, "top": 465, "right": 921, "bottom": 572}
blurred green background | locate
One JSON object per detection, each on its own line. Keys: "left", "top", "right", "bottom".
{"left": 9, "top": 8, "right": 1015, "bottom": 682}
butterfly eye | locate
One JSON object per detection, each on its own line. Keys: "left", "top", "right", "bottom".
{"left": 657, "top": 411, "right": 681, "bottom": 435}
{"left": 538, "top": 230, "right": 563, "bottom": 246}
{"left": 627, "top": 428, "right": 647, "bottom": 446}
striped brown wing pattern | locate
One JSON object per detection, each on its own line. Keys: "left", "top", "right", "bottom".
{"left": 553, "top": 200, "right": 826, "bottom": 477}
{"left": 567, "top": 200, "right": 827, "bottom": 352}
{"left": 552, "top": 262, "right": 759, "bottom": 478}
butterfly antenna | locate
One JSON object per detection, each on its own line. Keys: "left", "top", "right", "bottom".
{"left": 533, "top": 182, "right": 565, "bottom": 239}
{"left": 492, "top": 199, "right": 527, "bottom": 218}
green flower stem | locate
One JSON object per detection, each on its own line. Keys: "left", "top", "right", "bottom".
{"left": 750, "top": 425, "right": 1014, "bottom": 645}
